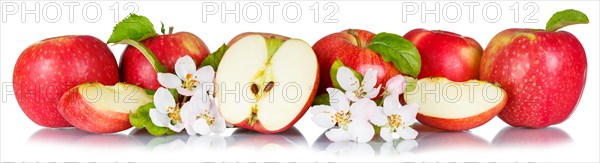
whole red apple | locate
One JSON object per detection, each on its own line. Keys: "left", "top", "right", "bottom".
{"left": 404, "top": 29, "right": 483, "bottom": 81}
{"left": 480, "top": 10, "right": 588, "bottom": 128}
{"left": 13, "top": 35, "right": 120, "bottom": 127}
{"left": 312, "top": 29, "right": 403, "bottom": 94}
{"left": 120, "top": 31, "right": 210, "bottom": 90}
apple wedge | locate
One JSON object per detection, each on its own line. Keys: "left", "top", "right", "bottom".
{"left": 58, "top": 82, "right": 153, "bottom": 133}
{"left": 404, "top": 77, "right": 507, "bottom": 131}
{"left": 215, "top": 33, "right": 319, "bottom": 134}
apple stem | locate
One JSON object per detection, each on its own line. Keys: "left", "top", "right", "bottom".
{"left": 347, "top": 29, "right": 363, "bottom": 48}
{"left": 169, "top": 26, "right": 174, "bottom": 35}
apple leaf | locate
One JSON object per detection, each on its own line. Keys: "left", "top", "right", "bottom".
{"left": 404, "top": 76, "right": 417, "bottom": 93}
{"left": 312, "top": 94, "right": 330, "bottom": 105}
{"left": 330, "top": 59, "right": 363, "bottom": 92}
{"left": 200, "top": 44, "right": 228, "bottom": 70}
{"left": 115, "top": 39, "right": 168, "bottom": 73}
{"left": 129, "top": 102, "right": 175, "bottom": 136}
{"left": 368, "top": 32, "right": 421, "bottom": 78}
{"left": 107, "top": 13, "right": 157, "bottom": 44}
{"left": 546, "top": 9, "right": 589, "bottom": 32}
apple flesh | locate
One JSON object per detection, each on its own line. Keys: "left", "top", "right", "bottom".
{"left": 404, "top": 77, "right": 507, "bottom": 131}
{"left": 480, "top": 29, "right": 586, "bottom": 128}
{"left": 312, "top": 29, "right": 402, "bottom": 94}
{"left": 58, "top": 82, "right": 152, "bottom": 134}
{"left": 120, "top": 31, "right": 210, "bottom": 90}
{"left": 215, "top": 33, "right": 319, "bottom": 134}
{"left": 13, "top": 35, "right": 120, "bottom": 127}
{"left": 404, "top": 29, "right": 483, "bottom": 81}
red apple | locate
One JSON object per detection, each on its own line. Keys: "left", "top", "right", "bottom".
{"left": 58, "top": 82, "right": 152, "bottom": 134}
{"left": 404, "top": 29, "right": 483, "bottom": 81}
{"left": 480, "top": 10, "right": 588, "bottom": 128}
{"left": 312, "top": 29, "right": 403, "bottom": 94}
{"left": 404, "top": 77, "right": 507, "bottom": 131}
{"left": 215, "top": 33, "right": 319, "bottom": 133}
{"left": 13, "top": 35, "right": 120, "bottom": 128}
{"left": 120, "top": 31, "right": 210, "bottom": 90}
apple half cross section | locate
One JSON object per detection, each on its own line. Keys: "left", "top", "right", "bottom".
{"left": 216, "top": 33, "right": 319, "bottom": 134}
{"left": 404, "top": 77, "right": 507, "bottom": 131}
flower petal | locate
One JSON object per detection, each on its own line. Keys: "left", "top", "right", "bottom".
{"left": 349, "top": 98, "right": 376, "bottom": 121}
{"left": 383, "top": 95, "right": 400, "bottom": 116}
{"left": 154, "top": 88, "right": 175, "bottom": 114}
{"left": 168, "top": 122, "right": 185, "bottom": 132}
{"left": 190, "top": 89, "right": 211, "bottom": 111}
{"left": 175, "top": 55, "right": 197, "bottom": 80}
{"left": 180, "top": 102, "right": 198, "bottom": 125}
{"left": 386, "top": 75, "right": 406, "bottom": 95}
{"left": 327, "top": 88, "right": 349, "bottom": 112}
{"left": 399, "top": 103, "right": 419, "bottom": 126}
{"left": 194, "top": 66, "right": 215, "bottom": 84}
{"left": 157, "top": 73, "right": 182, "bottom": 89}
{"left": 192, "top": 119, "right": 212, "bottom": 136}
{"left": 325, "top": 128, "right": 352, "bottom": 142}
{"left": 210, "top": 116, "right": 226, "bottom": 134}
{"left": 345, "top": 91, "right": 359, "bottom": 102}
{"left": 396, "top": 139, "right": 418, "bottom": 152}
{"left": 176, "top": 87, "right": 195, "bottom": 96}
{"left": 362, "top": 68, "right": 378, "bottom": 91}
{"left": 364, "top": 84, "right": 381, "bottom": 99}
{"left": 348, "top": 121, "right": 374, "bottom": 143}
{"left": 149, "top": 109, "right": 170, "bottom": 127}
{"left": 369, "top": 107, "right": 388, "bottom": 126}
{"left": 398, "top": 127, "right": 418, "bottom": 140}
{"left": 336, "top": 66, "right": 359, "bottom": 92}
{"left": 311, "top": 113, "right": 336, "bottom": 128}
{"left": 309, "top": 105, "right": 335, "bottom": 115}
{"left": 380, "top": 126, "right": 394, "bottom": 142}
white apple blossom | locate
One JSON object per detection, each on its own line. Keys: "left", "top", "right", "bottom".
{"left": 383, "top": 75, "right": 406, "bottom": 97}
{"left": 370, "top": 94, "right": 419, "bottom": 141}
{"left": 180, "top": 90, "right": 226, "bottom": 136}
{"left": 336, "top": 66, "right": 381, "bottom": 101}
{"left": 149, "top": 87, "right": 185, "bottom": 132}
{"left": 157, "top": 55, "right": 215, "bottom": 96}
{"left": 310, "top": 88, "right": 376, "bottom": 142}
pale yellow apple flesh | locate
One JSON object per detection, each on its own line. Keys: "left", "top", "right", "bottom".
{"left": 79, "top": 82, "right": 153, "bottom": 113}
{"left": 216, "top": 34, "right": 318, "bottom": 133}
{"left": 404, "top": 77, "right": 507, "bottom": 131}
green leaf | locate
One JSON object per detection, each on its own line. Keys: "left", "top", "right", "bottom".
{"left": 546, "top": 9, "right": 589, "bottom": 32}
{"left": 160, "top": 22, "right": 165, "bottom": 35}
{"left": 368, "top": 32, "right": 421, "bottom": 78}
{"left": 312, "top": 94, "right": 330, "bottom": 105}
{"left": 128, "top": 102, "right": 175, "bottom": 136}
{"left": 200, "top": 44, "right": 229, "bottom": 70}
{"left": 404, "top": 76, "right": 417, "bottom": 93}
{"left": 330, "top": 59, "right": 363, "bottom": 92}
{"left": 115, "top": 39, "right": 168, "bottom": 73}
{"left": 107, "top": 13, "right": 157, "bottom": 43}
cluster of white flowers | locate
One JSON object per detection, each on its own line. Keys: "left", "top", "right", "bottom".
{"left": 149, "top": 55, "right": 225, "bottom": 136}
{"left": 310, "top": 66, "right": 419, "bottom": 143}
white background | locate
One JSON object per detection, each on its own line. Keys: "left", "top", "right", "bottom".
{"left": 1, "top": 0, "right": 599, "bottom": 162}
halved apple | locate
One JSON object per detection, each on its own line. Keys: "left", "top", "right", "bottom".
{"left": 404, "top": 77, "right": 507, "bottom": 131}
{"left": 215, "top": 33, "right": 319, "bottom": 134}
{"left": 58, "top": 82, "right": 152, "bottom": 133}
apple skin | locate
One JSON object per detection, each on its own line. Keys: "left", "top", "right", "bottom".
{"left": 404, "top": 29, "right": 483, "bottom": 81}
{"left": 13, "top": 35, "right": 119, "bottom": 128}
{"left": 222, "top": 33, "right": 320, "bottom": 134}
{"left": 480, "top": 28, "right": 587, "bottom": 128}
{"left": 120, "top": 32, "right": 210, "bottom": 90}
{"left": 416, "top": 96, "right": 506, "bottom": 131}
{"left": 57, "top": 84, "right": 131, "bottom": 134}
{"left": 312, "top": 29, "right": 402, "bottom": 94}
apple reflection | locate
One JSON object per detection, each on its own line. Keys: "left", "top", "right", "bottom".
{"left": 492, "top": 126, "right": 572, "bottom": 147}
{"left": 227, "top": 127, "right": 309, "bottom": 150}
{"left": 412, "top": 123, "right": 490, "bottom": 153}
{"left": 28, "top": 128, "right": 142, "bottom": 148}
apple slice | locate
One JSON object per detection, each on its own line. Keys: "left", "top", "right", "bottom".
{"left": 215, "top": 33, "right": 319, "bottom": 134}
{"left": 58, "top": 82, "right": 153, "bottom": 133}
{"left": 404, "top": 77, "right": 507, "bottom": 131}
